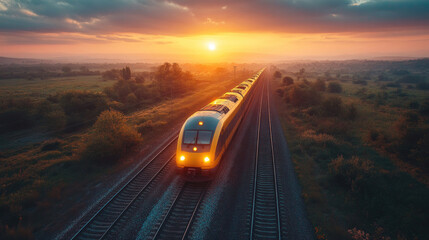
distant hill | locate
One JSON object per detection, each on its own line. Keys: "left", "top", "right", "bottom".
{"left": 0, "top": 57, "right": 52, "bottom": 64}
{"left": 371, "top": 56, "right": 422, "bottom": 61}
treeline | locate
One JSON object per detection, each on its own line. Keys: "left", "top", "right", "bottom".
{"left": 0, "top": 91, "right": 108, "bottom": 132}
{"left": 275, "top": 58, "right": 429, "bottom": 73}
{"left": 103, "top": 63, "right": 195, "bottom": 111}
{"left": 0, "top": 62, "right": 158, "bottom": 80}
{"left": 274, "top": 60, "right": 429, "bottom": 91}
{"left": 0, "top": 65, "right": 100, "bottom": 80}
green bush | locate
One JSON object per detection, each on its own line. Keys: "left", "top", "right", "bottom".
{"left": 276, "top": 88, "right": 284, "bottom": 97}
{"left": 316, "top": 118, "right": 351, "bottom": 138}
{"left": 43, "top": 110, "right": 66, "bottom": 131}
{"left": 58, "top": 90, "right": 108, "bottom": 129}
{"left": 322, "top": 96, "right": 343, "bottom": 117}
{"left": 284, "top": 85, "right": 322, "bottom": 108}
{"left": 408, "top": 101, "right": 420, "bottom": 109}
{"left": 40, "top": 139, "right": 63, "bottom": 151}
{"left": 312, "top": 79, "right": 326, "bottom": 91}
{"left": 327, "top": 82, "right": 342, "bottom": 93}
{"left": 137, "top": 120, "right": 167, "bottom": 135}
{"left": 282, "top": 76, "right": 294, "bottom": 86}
{"left": 81, "top": 110, "right": 142, "bottom": 163}
{"left": 329, "top": 155, "right": 374, "bottom": 191}
{"left": 344, "top": 103, "right": 358, "bottom": 120}
{"left": 416, "top": 81, "right": 429, "bottom": 90}
{"left": 419, "top": 98, "right": 429, "bottom": 115}
{"left": 0, "top": 223, "right": 34, "bottom": 240}
{"left": 0, "top": 109, "right": 33, "bottom": 130}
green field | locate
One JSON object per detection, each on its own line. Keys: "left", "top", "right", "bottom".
{"left": 272, "top": 66, "right": 429, "bottom": 240}
{"left": 0, "top": 75, "right": 114, "bottom": 99}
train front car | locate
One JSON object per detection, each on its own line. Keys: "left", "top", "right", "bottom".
{"left": 176, "top": 112, "right": 219, "bottom": 178}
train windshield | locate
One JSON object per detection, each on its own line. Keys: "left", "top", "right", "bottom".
{"left": 183, "top": 130, "right": 197, "bottom": 144}
{"left": 197, "top": 131, "right": 212, "bottom": 144}
{"left": 183, "top": 130, "right": 213, "bottom": 145}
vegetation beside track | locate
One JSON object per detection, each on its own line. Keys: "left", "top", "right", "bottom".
{"left": 272, "top": 61, "right": 429, "bottom": 240}
{"left": 0, "top": 63, "right": 258, "bottom": 239}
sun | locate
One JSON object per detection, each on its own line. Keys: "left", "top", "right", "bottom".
{"left": 207, "top": 42, "right": 216, "bottom": 51}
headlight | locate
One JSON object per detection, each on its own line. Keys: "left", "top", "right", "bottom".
{"left": 204, "top": 157, "right": 210, "bottom": 162}
{"left": 180, "top": 155, "right": 185, "bottom": 161}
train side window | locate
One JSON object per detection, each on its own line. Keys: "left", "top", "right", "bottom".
{"left": 183, "top": 130, "right": 197, "bottom": 144}
{"left": 222, "top": 107, "right": 230, "bottom": 114}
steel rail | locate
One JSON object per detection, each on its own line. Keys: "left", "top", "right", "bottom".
{"left": 249, "top": 77, "right": 282, "bottom": 239}
{"left": 71, "top": 135, "right": 178, "bottom": 240}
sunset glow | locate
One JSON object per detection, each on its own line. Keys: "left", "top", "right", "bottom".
{"left": 208, "top": 42, "right": 216, "bottom": 51}
{"left": 0, "top": 0, "right": 428, "bottom": 62}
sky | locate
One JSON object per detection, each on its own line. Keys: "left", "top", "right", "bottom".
{"left": 0, "top": 0, "right": 429, "bottom": 62}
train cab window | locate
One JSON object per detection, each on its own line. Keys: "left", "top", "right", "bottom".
{"left": 183, "top": 130, "right": 197, "bottom": 144}
{"left": 197, "top": 131, "right": 212, "bottom": 144}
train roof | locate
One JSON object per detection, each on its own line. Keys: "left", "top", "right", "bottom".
{"left": 224, "top": 92, "right": 243, "bottom": 101}
{"left": 184, "top": 111, "right": 220, "bottom": 131}
{"left": 218, "top": 93, "right": 240, "bottom": 103}
{"left": 183, "top": 68, "right": 264, "bottom": 131}
{"left": 231, "top": 88, "right": 246, "bottom": 97}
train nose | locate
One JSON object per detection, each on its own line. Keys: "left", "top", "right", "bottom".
{"left": 177, "top": 152, "right": 212, "bottom": 168}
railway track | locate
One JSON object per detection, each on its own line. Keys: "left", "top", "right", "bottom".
{"left": 250, "top": 80, "right": 282, "bottom": 239}
{"left": 152, "top": 182, "right": 208, "bottom": 240}
{"left": 71, "top": 136, "right": 177, "bottom": 240}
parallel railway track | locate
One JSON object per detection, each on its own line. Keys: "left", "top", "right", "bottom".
{"left": 151, "top": 182, "right": 207, "bottom": 240}
{"left": 250, "top": 80, "right": 282, "bottom": 239}
{"left": 71, "top": 136, "right": 177, "bottom": 240}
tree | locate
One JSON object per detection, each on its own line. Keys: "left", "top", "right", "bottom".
{"left": 297, "top": 68, "right": 305, "bottom": 81}
{"left": 322, "top": 96, "right": 343, "bottom": 116}
{"left": 58, "top": 90, "right": 108, "bottom": 128}
{"left": 135, "top": 74, "right": 145, "bottom": 83}
{"left": 121, "top": 66, "right": 131, "bottom": 81}
{"left": 81, "top": 110, "right": 142, "bottom": 163}
{"left": 273, "top": 71, "right": 281, "bottom": 79}
{"left": 102, "top": 69, "right": 120, "bottom": 81}
{"left": 328, "top": 82, "right": 342, "bottom": 93}
{"left": 282, "top": 76, "right": 294, "bottom": 86}
{"left": 62, "top": 66, "right": 71, "bottom": 73}
{"left": 313, "top": 79, "right": 326, "bottom": 91}
{"left": 154, "top": 62, "right": 190, "bottom": 96}
{"left": 284, "top": 85, "right": 321, "bottom": 108}
{"left": 80, "top": 66, "right": 89, "bottom": 73}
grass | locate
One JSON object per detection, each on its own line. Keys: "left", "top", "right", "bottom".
{"left": 0, "top": 69, "right": 251, "bottom": 239}
{"left": 0, "top": 75, "right": 114, "bottom": 100}
{"left": 272, "top": 74, "right": 429, "bottom": 240}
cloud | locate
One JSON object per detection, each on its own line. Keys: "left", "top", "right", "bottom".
{"left": 0, "top": 0, "right": 427, "bottom": 36}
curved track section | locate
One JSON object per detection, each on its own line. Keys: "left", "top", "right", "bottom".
{"left": 152, "top": 182, "right": 207, "bottom": 240}
{"left": 72, "top": 137, "right": 177, "bottom": 240}
{"left": 250, "top": 80, "right": 282, "bottom": 240}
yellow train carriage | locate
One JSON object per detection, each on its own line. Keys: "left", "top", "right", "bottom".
{"left": 176, "top": 69, "right": 264, "bottom": 177}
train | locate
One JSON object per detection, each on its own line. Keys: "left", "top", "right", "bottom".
{"left": 176, "top": 68, "right": 265, "bottom": 178}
